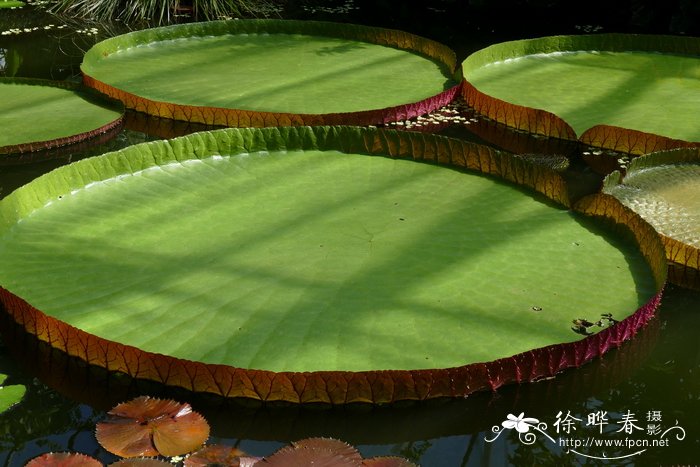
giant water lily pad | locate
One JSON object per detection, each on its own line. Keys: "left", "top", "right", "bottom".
{"left": 462, "top": 34, "right": 700, "bottom": 154}
{"left": 604, "top": 147, "right": 700, "bottom": 289}
{"left": 81, "top": 20, "right": 459, "bottom": 127}
{"left": 0, "top": 373, "right": 25, "bottom": 413}
{"left": 0, "top": 1, "right": 24, "bottom": 8}
{"left": 0, "top": 127, "right": 665, "bottom": 403}
{"left": 0, "top": 78, "right": 124, "bottom": 156}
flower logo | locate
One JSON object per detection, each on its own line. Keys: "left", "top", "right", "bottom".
{"left": 502, "top": 412, "right": 540, "bottom": 433}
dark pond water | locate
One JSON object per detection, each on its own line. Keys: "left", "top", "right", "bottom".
{"left": 0, "top": 1, "right": 699, "bottom": 466}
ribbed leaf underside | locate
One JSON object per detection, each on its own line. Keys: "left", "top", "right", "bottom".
{"left": 604, "top": 147, "right": 700, "bottom": 289}
{"left": 81, "top": 20, "right": 460, "bottom": 126}
{"left": 0, "top": 78, "right": 124, "bottom": 155}
{"left": 0, "top": 127, "right": 665, "bottom": 403}
{"left": 462, "top": 34, "right": 700, "bottom": 153}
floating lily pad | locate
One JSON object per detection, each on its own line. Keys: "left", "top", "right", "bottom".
{"left": 462, "top": 34, "right": 700, "bottom": 154}
{"left": 0, "top": 78, "right": 124, "bottom": 156}
{"left": 0, "top": 1, "right": 24, "bottom": 8}
{"left": 95, "top": 396, "right": 209, "bottom": 458}
{"left": 185, "top": 445, "right": 254, "bottom": 466}
{"left": 110, "top": 460, "right": 172, "bottom": 467}
{"left": 25, "top": 453, "right": 102, "bottom": 467}
{"left": 363, "top": 458, "right": 418, "bottom": 467}
{"left": 604, "top": 147, "right": 700, "bottom": 289}
{"left": 0, "top": 127, "right": 665, "bottom": 403}
{"left": 0, "top": 372, "right": 25, "bottom": 413}
{"left": 81, "top": 20, "right": 459, "bottom": 127}
{"left": 261, "top": 438, "right": 362, "bottom": 466}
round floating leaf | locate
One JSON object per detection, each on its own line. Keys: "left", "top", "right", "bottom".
{"left": 261, "top": 437, "right": 362, "bottom": 466}
{"left": 0, "top": 1, "right": 24, "bottom": 8}
{"left": 0, "top": 372, "right": 25, "bottom": 413}
{"left": 603, "top": 147, "right": 700, "bottom": 289}
{"left": 185, "top": 445, "right": 254, "bottom": 467}
{"left": 0, "top": 78, "right": 124, "bottom": 156}
{"left": 95, "top": 396, "right": 210, "bottom": 458}
{"left": 0, "top": 126, "right": 665, "bottom": 403}
{"left": 110, "top": 460, "right": 172, "bottom": 467}
{"left": 26, "top": 453, "right": 101, "bottom": 467}
{"left": 462, "top": 34, "right": 700, "bottom": 151}
{"left": 81, "top": 20, "right": 459, "bottom": 126}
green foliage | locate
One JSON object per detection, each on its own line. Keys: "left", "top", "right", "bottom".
{"left": 49, "top": 0, "right": 275, "bottom": 24}
{"left": 0, "top": 1, "right": 25, "bottom": 9}
{"left": 0, "top": 373, "right": 25, "bottom": 414}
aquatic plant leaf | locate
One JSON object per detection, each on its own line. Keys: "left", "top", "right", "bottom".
{"left": 25, "top": 453, "right": 102, "bottom": 467}
{"left": 260, "top": 437, "right": 362, "bottom": 466}
{"left": 461, "top": 80, "right": 576, "bottom": 141}
{"left": 292, "top": 438, "right": 362, "bottom": 461}
{"left": 0, "top": 372, "right": 25, "bottom": 413}
{"left": 109, "top": 460, "right": 172, "bottom": 467}
{"left": 81, "top": 19, "right": 459, "bottom": 127}
{"left": 603, "top": 147, "right": 700, "bottom": 289}
{"left": 579, "top": 125, "right": 699, "bottom": 156}
{"left": 0, "top": 78, "right": 124, "bottom": 156}
{"left": 462, "top": 34, "right": 700, "bottom": 147}
{"left": 184, "top": 445, "right": 255, "bottom": 467}
{"left": 95, "top": 396, "right": 209, "bottom": 458}
{"left": 362, "top": 457, "right": 418, "bottom": 467}
{"left": 0, "top": 1, "right": 24, "bottom": 8}
{"left": 0, "top": 126, "right": 664, "bottom": 403}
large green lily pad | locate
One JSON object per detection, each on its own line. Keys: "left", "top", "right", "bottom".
{"left": 0, "top": 1, "right": 24, "bottom": 8}
{"left": 462, "top": 34, "right": 700, "bottom": 152}
{"left": 0, "top": 78, "right": 124, "bottom": 155}
{"left": 604, "top": 147, "right": 700, "bottom": 289}
{"left": 0, "top": 127, "right": 664, "bottom": 403}
{"left": 81, "top": 20, "right": 459, "bottom": 126}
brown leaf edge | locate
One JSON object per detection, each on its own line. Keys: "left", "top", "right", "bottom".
{"left": 0, "top": 78, "right": 125, "bottom": 156}
{"left": 579, "top": 125, "right": 699, "bottom": 156}
{"left": 461, "top": 33, "right": 700, "bottom": 153}
{"left": 603, "top": 147, "right": 700, "bottom": 290}
{"left": 461, "top": 80, "right": 577, "bottom": 141}
{"left": 81, "top": 19, "right": 460, "bottom": 127}
{"left": 0, "top": 126, "right": 664, "bottom": 404}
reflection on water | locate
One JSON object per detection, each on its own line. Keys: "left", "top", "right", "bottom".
{"left": 0, "top": 1, "right": 698, "bottom": 465}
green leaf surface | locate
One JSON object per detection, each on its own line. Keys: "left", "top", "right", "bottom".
{"left": 0, "top": 373, "right": 25, "bottom": 414}
{"left": 81, "top": 19, "right": 457, "bottom": 118}
{"left": 463, "top": 34, "right": 700, "bottom": 142}
{"left": 0, "top": 78, "right": 124, "bottom": 154}
{"left": 0, "top": 127, "right": 657, "bottom": 374}
{"left": 0, "top": 1, "right": 24, "bottom": 8}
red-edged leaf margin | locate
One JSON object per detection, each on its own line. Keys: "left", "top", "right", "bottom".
{"left": 0, "top": 78, "right": 124, "bottom": 157}
{"left": 0, "top": 126, "right": 666, "bottom": 404}
{"left": 461, "top": 33, "right": 700, "bottom": 154}
{"left": 81, "top": 19, "right": 461, "bottom": 127}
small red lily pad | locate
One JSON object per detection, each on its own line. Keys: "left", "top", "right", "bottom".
{"left": 26, "top": 453, "right": 102, "bottom": 467}
{"left": 95, "top": 396, "right": 210, "bottom": 458}
{"left": 110, "top": 459, "right": 172, "bottom": 467}
{"left": 261, "top": 437, "right": 362, "bottom": 466}
{"left": 363, "top": 457, "right": 419, "bottom": 467}
{"left": 184, "top": 444, "right": 258, "bottom": 466}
